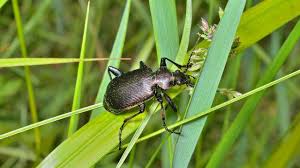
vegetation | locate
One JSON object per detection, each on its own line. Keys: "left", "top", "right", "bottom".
{"left": 0, "top": 0, "right": 300, "bottom": 167}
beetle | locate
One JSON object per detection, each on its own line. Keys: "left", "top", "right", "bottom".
{"left": 103, "top": 57, "right": 194, "bottom": 150}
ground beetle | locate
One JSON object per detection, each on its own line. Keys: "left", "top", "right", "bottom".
{"left": 103, "top": 57, "right": 194, "bottom": 150}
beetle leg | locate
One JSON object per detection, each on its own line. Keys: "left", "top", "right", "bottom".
{"left": 162, "top": 91, "right": 177, "bottom": 113}
{"left": 159, "top": 101, "right": 180, "bottom": 135}
{"left": 139, "top": 61, "right": 149, "bottom": 69}
{"left": 119, "top": 103, "right": 145, "bottom": 150}
{"left": 182, "top": 51, "right": 195, "bottom": 73}
{"left": 160, "top": 57, "right": 184, "bottom": 69}
{"left": 154, "top": 86, "right": 180, "bottom": 134}
{"left": 108, "top": 66, "right": 123, "bottom": 80}
{"left": 160, "top": 57, "right": 192, "bottom": 73}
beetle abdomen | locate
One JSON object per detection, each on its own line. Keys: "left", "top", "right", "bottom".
{"left": 104, "top": 68, "right": 154, "bottom": 114}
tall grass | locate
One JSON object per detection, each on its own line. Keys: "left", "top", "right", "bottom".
{"left": 11, "top": 0, "right": 41, "bottom": 158}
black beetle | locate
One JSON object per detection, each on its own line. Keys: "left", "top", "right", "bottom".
{"left": 103, "top": 57, "right": 194, "bottom": 149}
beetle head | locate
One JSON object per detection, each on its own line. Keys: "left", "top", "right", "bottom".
{"left": 173, "top": 70, "right": 194, "bottom": 87}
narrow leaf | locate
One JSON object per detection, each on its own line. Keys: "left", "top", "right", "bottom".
{"left": 0, "top": 58, "right": 130, "bottom": 68}
{"left": 12, "top": 0, "right": 41, "bottom": 155}
{"left": 175, "top": 0, "right": 192, "bottom": 65}
{"left": 173, "top": 0, "right": 246, "bottom": 167}
{"left": 0, "top": 104, "right": 102, "bottom": 140}
{"left": 150, "top": 0, "right": 179, "bottom": 61}
{"left": 68, "top": 0, "right": 90, "bottom": 136}
{"left": 236, "top": 0, "right": 300, "bottom": 51}
{"left": 149, "top": 0, "right": 179, "bottom": 166}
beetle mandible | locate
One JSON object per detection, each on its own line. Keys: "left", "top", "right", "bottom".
{"left": 103, "top": 57, "right": 194, "bottom": 150}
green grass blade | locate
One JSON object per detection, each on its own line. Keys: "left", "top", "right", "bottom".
{"left": 67, "top": 1, "right": 90, "bottom": 136}
{"left": 170, "top": 0, "right": 192, "bottom": 165}
{"left": 90, "top": 0, "right": 131, "bottom": 119}
{"left": 149, "top": 0, "right": 179, "bottom": 166}
{"left": 0, "top": 103, "right": 102, "bottom": 140}
{"left": 128, "top": 146, "right": 136, "bottom": 168}
{"left": 173, "top": 0, "right": 246, "bottom": 167}
{"left": 150, "top": 0, "right": 179, "bottom": 61}
{"left": 175, "top": 0, "right": 192, "bottom": 65}
{"left": 206, "top": 19, "right": 300, "bottom": 168}
{"left": 236, "top": 0, "right": 300, "bottom": 51}
{"left": 0, "top": 58, "right": 129, "bottom": 68}
{"left": 12, "top": 0, "right": 41, "bottom": 156}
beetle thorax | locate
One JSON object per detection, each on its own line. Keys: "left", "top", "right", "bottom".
{"left": 153, "top": 68, "right": 175, "bottom": 90}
